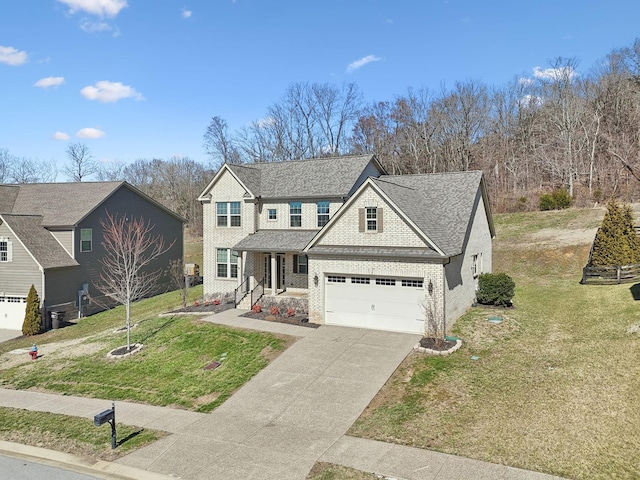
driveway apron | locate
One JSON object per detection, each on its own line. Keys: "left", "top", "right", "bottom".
{"left": 116, "top": 325, "right": 420, "bottom": 479}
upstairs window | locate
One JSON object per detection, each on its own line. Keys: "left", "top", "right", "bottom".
{"left": 268, "top": 209, "right": 277, "bottom": 221}
{"left": 0, "top": 237, "right": 12, "bottom": 262}
{"left": 290, "top": 202, "right": 302, "bottom": 227}
{"left": 317, "top": 201, "right": 330, "bottom": 227}
{"left": 80, "top": 229, "right": 92, "bottom": 252}
{"left": 217, "top": 202, "right": 241, "bottom": 227}
{"left": 366, "top": 207, "right": 377, "bottom": 231}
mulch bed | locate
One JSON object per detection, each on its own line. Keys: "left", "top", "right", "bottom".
{"left": 241, "top": 311, "right": 319, "bottom": 328}
{"left": 419, "top": 337, "right": 457, "bottom": 351}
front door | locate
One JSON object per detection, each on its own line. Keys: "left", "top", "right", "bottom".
{"left": 264, "top": 254, "right": 286, "bottom": 290}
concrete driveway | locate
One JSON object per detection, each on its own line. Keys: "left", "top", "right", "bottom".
{"left": 0, "top": 329, "right": 22, "bottom": 343}
{"left": 117, "top": 325, "right": 420, "bottom": 479}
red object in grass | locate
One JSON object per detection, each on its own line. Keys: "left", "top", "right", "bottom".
{"left": 287, "top": 308, "right": 295, "bottom": 317}
{"left": 270, "top": 306, "right": 280, "bottom": 315}
{"left": 252, "top": 304, "right": 262, "bottom": 313}
{"left": 213, "top": 299, "right": 221, "bottom": 305}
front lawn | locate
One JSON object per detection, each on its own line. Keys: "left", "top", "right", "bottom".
{"left": 0, "top": 315, "right": 293, "bottom": 412}
{"left": 348, "top": 207, "right": 640, "bottom": 480}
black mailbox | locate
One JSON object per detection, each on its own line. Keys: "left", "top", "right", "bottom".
{"left": 94, "top": 409, "right": 114, "bottom": 426}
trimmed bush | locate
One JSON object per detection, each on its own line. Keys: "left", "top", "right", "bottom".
{"left": 539, "top": 189, "right": 572, "bottom": 211}
{"left": 477, "top": 273, "right": 515, "bottom": 307}
{"left": 22, "top": 285, "right": 43, "bottom": 336}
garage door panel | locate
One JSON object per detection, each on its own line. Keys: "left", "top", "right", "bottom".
{"left": 325, "top": 277, "right": 425, "bottom": 334}
{"left": 0, "top": 298, "right": 27, "bottom": 330}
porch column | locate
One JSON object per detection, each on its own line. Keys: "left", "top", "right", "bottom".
{"left": 271, "top": 252, "right": 277, "bottom": 295}
{"left": 237, "top": 252, "right": 243, "bottom": 287}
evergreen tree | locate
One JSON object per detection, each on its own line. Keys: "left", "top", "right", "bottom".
{"left": 21, "top": 285, "right": 42, "bottom": 336}
{"left": 591, "top": 200, "right": 640, "bottom": 266}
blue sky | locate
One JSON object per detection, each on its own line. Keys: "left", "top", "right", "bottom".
{"left": 2, "top": 0, "right": 640, "bottom": 175}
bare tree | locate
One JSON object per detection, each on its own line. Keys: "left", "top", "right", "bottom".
{"left": 65, "top": 142, "right": 98, "bottom": 181}
{"left": 169, "top": 258, "right": 189, "bottom": 308}
{"left": 203, "top": 116, "right": 242, "bottom": 168}
{"left": 96, "top": 160, "right": 125, "bottom": 181}
{"left": 95, "top": 211, "right": 174, "bottom": 351}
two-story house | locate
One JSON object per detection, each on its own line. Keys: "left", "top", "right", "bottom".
{"left": 0, "top": 181, "right": 184, "bottom": 330}
{"left": 199, "top": 155, "right": 494, "bottom": 335}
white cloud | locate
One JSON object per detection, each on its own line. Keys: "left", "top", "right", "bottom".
{"left": 518, "top": 77, "right": 534, "bottom": 86}
{"left": 182, "top": 8, "right": 192, "bottom": 18}
{"left": 255, "top": 116, "right": 275, "bottom": 128}
{"left": 346, "top": 55, "right": 382, "bottom": 73}
{"left": 80, "top": 80, "right": 143, "bottom": 102}
{"left": 0, "top": 46, "right": 28, "bottom": 66}
{"left": 57, "top": 0, "right": 127, "bottom": 17}
{"left": 533, "top": 66, "right": 577, "bottom": 81}
{"left": 35, "top": 76, "right": 65, "bottom": 88}
{"left": 519, "top": 94, "right": 543, "bottom": 108}
{"left": 53, "top": 131, "right": 70, "bottom": 140}
{"left": 80, "top": 18, "right": 113, "bottom": 32}
{"left": 76, "top": 127, "right": 105, "bottom": 138}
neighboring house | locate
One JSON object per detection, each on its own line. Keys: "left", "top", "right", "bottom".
{"left": 0, "top": 181, "right": 184, "bottom": 330}
{"left": 199, "top": 155, "right": 494, "bottom": 335}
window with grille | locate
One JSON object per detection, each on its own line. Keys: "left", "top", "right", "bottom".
{"left": 317, "top": 201, "right": 330, "bottom": 227}
{"left": 290, "top": 202, "right": 302, "bottom": 227}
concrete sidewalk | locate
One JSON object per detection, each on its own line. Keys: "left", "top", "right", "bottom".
{"left": 0, "top": 311, "right": 567, "bottom": 480}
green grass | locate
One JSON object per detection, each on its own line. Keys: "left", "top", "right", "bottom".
{"left": 184, "top": 235, "right": 203, "bottom": 270}
{"left": 0, "top": 316, "right": 291, "bottom": 412}
{"left": 349, "top": 206, "right": 640, "bottom": 480}
{"left": 0, "top": 407, "right": 163, "bottom": 461}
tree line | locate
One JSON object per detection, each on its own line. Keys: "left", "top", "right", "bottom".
{"left": 6, "top": 38, "right": 640, "bottom": 234}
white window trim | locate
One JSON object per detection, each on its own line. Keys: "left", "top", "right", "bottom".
{"left": 0, "top": 237, "right": 12, "bottom": 262}
{"left": 290, "top": 202, "right": 302, "bottom": 228}
{"left": 216, "top": 202, "right": 242, "bottom": 227}
{"left": 317, "top": 201, "right": 330, "bottom": 227}
{"left": 366, "top": 207, "right": 377, "bottom": 232}
{"left": 471, "top": 253, "right": 482, "bottom": 278}
{"left": 216, "top": 248, "right": 239, "bottom": 279}
{"left": 267, "top": 209, "right": 277, "bottom": 221}
{"left": 80, "top": 229, "right": 92, "bottom": 253}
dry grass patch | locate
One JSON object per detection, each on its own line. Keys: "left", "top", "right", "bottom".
{"left": 307, "top": 462, "right": 381, "bottom": 479}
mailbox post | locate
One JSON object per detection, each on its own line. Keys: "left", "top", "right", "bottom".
{"left": 94, "top": 401, "right": 116, "bottom": 449}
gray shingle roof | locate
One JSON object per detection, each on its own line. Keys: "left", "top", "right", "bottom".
{"left": 371, "top": 171, "right": 485, "bottom": 256}
{"left": 2, "top": 182, "right": 123, "bottom": 226}
{"left": 233, "top": 230, "right": 318, "bottom": 252}
{"left": 308, "top": 245, "right": 440, "bottom": 258}
{"left": 1, "top": 214, "right": 78, "bottom": 269}
{"left": 227, "top": 155, "right": 378, "bottom": 198}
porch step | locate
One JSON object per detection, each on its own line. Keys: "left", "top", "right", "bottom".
{"left": 236, "top": 295, "right": 253, "bottom": 309}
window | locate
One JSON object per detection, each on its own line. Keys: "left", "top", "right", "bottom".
{"left": 293, "top": 254, "right": 307, "bottom": 274}
{"left": 217, "top": 248, "right": 239, "bottom": 278}
{"left": 327, "top": 275, "right": 346, "bottom": 283}
{"left": 217, "top": 202, "right": 241, "bottom": 227}
{"left": 0, "top": 237, "right": 11, "bottom": 262}
{"left": 268, "top": 209, "right": 277, "bottom": 221}
{"left": 402, "top": 279, "right": 424, "bottom": 288}
{"left": 471, "top": 254, "right": 482, "bottom": 277}
{"left": 80, "top": 229, "right": 92, "bottom": 252}
{"left": 317, "top": 201, "right": 330, "bottom": 227}
{"left": 375, "top": 278, "right": 396, "bottom": 286}
{"left": 290, "top": 202, "right": 302, "bottom": 227}
{"left": 351, "top": 277, "right": 370, "bottom": 284}
{"left": 366, "top": 207, "right": 377, "bottom": 231}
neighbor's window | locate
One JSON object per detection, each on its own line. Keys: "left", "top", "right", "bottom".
{"left": 217, "top": 202, "right": 241, "bottom": 227}
{"left": 366, "top": 207, "right": 377, "bottom": 231}
{"left": 290, "top": 202, "right": 302, "bottom": 227}
{"left": 293, "top": 254, "right": 308, "bottom": 274}
{"left": 80, "top": 229, "right": 92, "bottom": 252}
{"left": 317, "top": 201, "right": 330, "bottom": 227}
{"left": 0, "top": 237, "right": 11, "bottom": 262}
{"left": 217, "top": 248, "right": 239, "bottom": 278}
{"left": 268, "top": 208, "right": 277, "bottom": 221}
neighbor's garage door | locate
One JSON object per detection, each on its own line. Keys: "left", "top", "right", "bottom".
{"left": 0, "top": 296, "right": 27, "bottom": 330}
{"left": 325, "top": 275, "right": 425, "bottom": 334}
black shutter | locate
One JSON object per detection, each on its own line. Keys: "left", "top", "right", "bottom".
{"left": 293, "top": 254, "right": 299, "bottom": 274}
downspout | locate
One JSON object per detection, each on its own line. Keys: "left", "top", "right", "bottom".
{"left": 40, "top": 267, "right": 46, "bottom": 330}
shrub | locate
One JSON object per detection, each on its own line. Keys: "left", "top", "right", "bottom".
{"left": 270, "top": 306, "right": 280, "bottom": 315}
{"left": 22, "top": 285, "right": 43, "bottom": 336}
{"left": 287, "top": 308, "right": 296, "bottom": 317}
{"left": 591, "top": 200, "right": 640, "bottom": 266}
{"left": 213, "top": 299, "right": 220, "bottom": 305}
{"left": 539, "top": 189, "right": 571, "bottom": 211}
{"left": 252, "top": 304, "right": 262, "bottom": 313}
{"left": 476, "top": 273, "right": 515, "bottom": 307}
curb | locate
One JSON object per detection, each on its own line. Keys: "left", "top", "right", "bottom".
{"left": 0, "top": 441, "right": 178, "bottom": 480}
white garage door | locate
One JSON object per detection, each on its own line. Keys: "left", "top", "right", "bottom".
{"left": 325, "top": 275, "right": 425, "bottom": 334}
{"left": 0, "top": 296, "right": 27, "bottom": 330}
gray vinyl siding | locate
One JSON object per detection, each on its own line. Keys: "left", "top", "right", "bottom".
{"left": 49, "top": 229, "right": 73, "bottom": 255}
{"left": 73, "top": 185, "right": 183, "bottom": 313}
{"left": 0, "top": 222, "right": 42, "bottom": 298}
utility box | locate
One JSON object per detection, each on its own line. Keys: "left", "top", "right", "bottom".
{"left": 184, "top": 263, "right": 201, "bottom": 285}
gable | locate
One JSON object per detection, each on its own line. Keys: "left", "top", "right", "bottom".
{"left": 199, "top": 165, "right": 252, "bottom": 202}
{"left": 310, "top": 183, "right": 431, "bottom": 250}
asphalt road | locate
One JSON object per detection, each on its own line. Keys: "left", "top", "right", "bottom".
{"left": 0, "top": 454, "right": 102, "bottom": 480}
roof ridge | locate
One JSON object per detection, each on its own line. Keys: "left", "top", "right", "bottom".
{"left": 373, "top": 177, "right": 417, "bottom": 190}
